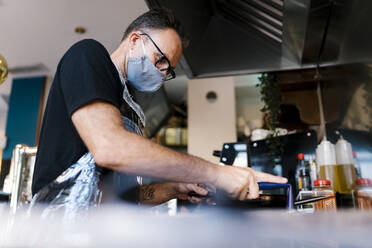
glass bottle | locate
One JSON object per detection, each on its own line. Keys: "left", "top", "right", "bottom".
{"left": 334, "top": 136, "right": 357, "bottom": 194}
{"left": 309, "top": 156, "right": 317, "bottom": 187}
{"left": 353, "top": 151, "right": 362, "bottom": 178}
{"left": 295, "top": 153, "right": 313, "bottom": 212}
{"left": 295, "top": 153, "right": 311, "bottom": 192}
{"left": 316, "top": 139, "right": 337, "bottom": 192}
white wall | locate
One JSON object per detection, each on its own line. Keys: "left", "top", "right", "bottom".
{"left": 187, "top": 77, "right": 237, "bottom": 163}
{"left": 0, "top": 110, "right": 7, "bottom": 137}
{"left": 0, "top": 75, "right": 12, "bottom": 168}
{"left": 0, "top": 75, "right": 12, "bottom": 135}
{"left": 0, "top": 110, "right": 7, "bottom": 166}
{"left": 234, "top": 74, "right": 264, "bottom": 133}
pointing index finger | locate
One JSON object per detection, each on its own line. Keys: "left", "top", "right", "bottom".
{"left": 253, "top": 171, "right": 288, "bottom": 184}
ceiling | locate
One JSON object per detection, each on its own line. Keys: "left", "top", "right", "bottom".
{"left": 0, "top": 0, "right": 148, "bottom": 105}
{"left": 147, "top": 0, "right": 372, "bottom": 78}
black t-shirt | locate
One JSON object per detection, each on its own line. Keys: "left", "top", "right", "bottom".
{"left": 32, "top": 39, "right": 125, "bottom": 195}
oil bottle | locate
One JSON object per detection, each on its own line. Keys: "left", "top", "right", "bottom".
{"left": 316, "top": 138, "right": 337, "bottom": 191}
{"left": 334, "top": 136, "right": 357, "bottom": 194}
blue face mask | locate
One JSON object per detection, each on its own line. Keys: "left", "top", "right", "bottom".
{"left": 127, "top": 39, "right": 165, "bottom": 92}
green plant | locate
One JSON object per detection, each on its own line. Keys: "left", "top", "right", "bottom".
{"left": 256, "top": 73, "right": 283, "bottom": 160}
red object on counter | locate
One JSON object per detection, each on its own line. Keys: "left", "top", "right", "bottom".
{"left": 314, "top": 179, "right": 331, "bottom": 187}
{"left": 298, "top": 153, "right": 304, "bottom": 160}
{"left": 356, "top": 178, "right": 372, "bottom": 186}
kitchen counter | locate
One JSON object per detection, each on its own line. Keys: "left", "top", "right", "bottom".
{"left": 0, "top": 203, "right": 371, "bottom": 247}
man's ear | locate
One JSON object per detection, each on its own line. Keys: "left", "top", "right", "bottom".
{"left": 128, "top": 31, "right": 141, "bottom": 51}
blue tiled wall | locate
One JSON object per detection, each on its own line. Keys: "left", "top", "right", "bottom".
{"left": 2, "top": 77, "right": 44, "bottom": 159}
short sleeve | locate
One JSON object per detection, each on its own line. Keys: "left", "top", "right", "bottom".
{"left": 59, "top": 39, "right": 123, "bottom": 117}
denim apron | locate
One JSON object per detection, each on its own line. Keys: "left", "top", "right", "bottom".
{"left": 30, "top": 63, "right": 146, "bottom": 220}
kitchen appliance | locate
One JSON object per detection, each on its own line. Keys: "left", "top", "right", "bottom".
{"left": 211, "top": 130, "right": 317, "bottom": 208}
{"left": 212, "top": 182, "right": 293, "bottom": 210}
{"left": 214, "top": 130, "right": 317, "bottom": 180}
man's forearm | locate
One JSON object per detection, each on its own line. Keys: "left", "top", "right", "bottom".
{"left": 99, "top": 129, "right": 220, "bottom": 186}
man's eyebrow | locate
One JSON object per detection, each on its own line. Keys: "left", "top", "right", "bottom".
{"left": 155, "top": 51, "right": 172, "bottom": 64}
{"left": 155, "top": 50, "right": 170, "bottom": 59}
{"left": 163, "top": 51, "right": 171, "bottom": 58}
{"left": 153, "top": 52, "right": 161, "bottom": 57}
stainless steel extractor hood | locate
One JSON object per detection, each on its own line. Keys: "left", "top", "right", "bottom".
{"left": 145, "top": 0, "right": 372, "bottom": 78}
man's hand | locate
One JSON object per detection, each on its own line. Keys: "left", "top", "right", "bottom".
{"left": 139, "top": 182, "right": 211, "bottom": 205}
{"left": 215, "top": 166, "right": 287, "bottom": 201}
{"left": 171, "top": 183, "right": 211, "bottom": 204}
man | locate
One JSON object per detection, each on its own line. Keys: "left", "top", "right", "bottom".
{"left": 31, "top": 9, "right": 287, "bottom": 211}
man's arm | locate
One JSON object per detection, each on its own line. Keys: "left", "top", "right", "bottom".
{"left": 71, "top": 101, "right": 287, "bottom": 200}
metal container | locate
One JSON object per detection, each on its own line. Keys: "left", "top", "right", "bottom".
{"left": 7, "top": 144, "right": 37, "bottom": 213}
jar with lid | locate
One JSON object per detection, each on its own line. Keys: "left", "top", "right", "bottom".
{"left": 312, "top": 179, "right": 337, "bottom": 211}
{"left": 355, "top": 178, "right": 372, "bottom": 210}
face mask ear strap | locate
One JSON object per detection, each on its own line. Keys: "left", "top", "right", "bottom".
{"left": 129, "top": 36, "right": 146, "bottom": 58}
{"left": 140, "top": 38, "right": 147, "bottom": 56}
{"left": 129, "top": 48, "right": 133, "bottom": 58}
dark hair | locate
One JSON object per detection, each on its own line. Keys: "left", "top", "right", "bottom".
{"left": 122, "top": 8, "right": 188, "bottom": 47}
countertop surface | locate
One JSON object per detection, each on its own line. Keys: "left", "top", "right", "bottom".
{"left": 1, "top": 203, "right": 372, "bottom": 247}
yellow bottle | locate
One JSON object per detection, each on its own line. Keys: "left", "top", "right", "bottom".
{"left": 316, "top": 138, "right": 337, "bottom": 192}
{"left": 334, "top": 136, "right": 357, "bottom": 194}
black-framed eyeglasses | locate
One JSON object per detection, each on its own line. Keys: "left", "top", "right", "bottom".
{"left": 140, "top": 33, "right": 176, "bottom": 81}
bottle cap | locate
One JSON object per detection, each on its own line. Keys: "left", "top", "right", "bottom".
{"left": 298, "top": 153, "right": 304, "bottom": 160}
{"left": 356, "top": 178, "right": 372, "bottom": 186}
{"left": 314, "top": 179, "right": 331, "bottom": 187}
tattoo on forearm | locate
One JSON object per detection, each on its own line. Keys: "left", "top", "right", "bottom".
{"left": 140, "top": 186, "right": 155, "bottom": 202}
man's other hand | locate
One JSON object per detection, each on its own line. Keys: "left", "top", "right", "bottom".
{"left": 171, "top": 182, "right": 210, "bottom": 203}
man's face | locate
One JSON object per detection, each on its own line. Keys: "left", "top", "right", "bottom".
{"left": 130, "top": 28, "right": 183, "bottom": 80}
